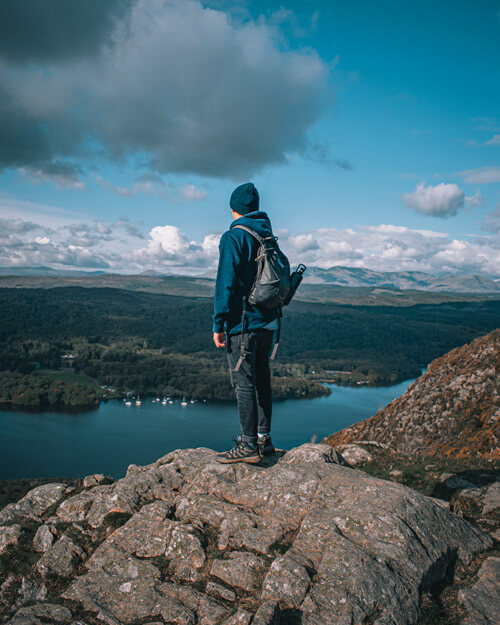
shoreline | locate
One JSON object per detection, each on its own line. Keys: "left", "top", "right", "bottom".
{"left": 0, "top": 370, "right": 424, "bottom": 412}
{"left": 0, "top": 385, "right": 332, "bottom": 412}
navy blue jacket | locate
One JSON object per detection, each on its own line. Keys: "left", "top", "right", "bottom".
{"left": 212, "top": 211, "right": 279, "bottom": 335}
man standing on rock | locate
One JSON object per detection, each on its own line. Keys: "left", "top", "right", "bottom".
{"left": 213, "top": 182, "right": 278, "bottom": 463}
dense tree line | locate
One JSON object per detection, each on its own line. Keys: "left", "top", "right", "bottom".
{"left": 0, "top": 345, "right": 328, "bottom": 406}
{"left": 0, "top": 372, "right": 98, "bottom": 407}
{"left": 81, "top": 349, "right": 328, "bottom": 401}
{"left": 0, "top": 287, "right": 499, "bottom": 406}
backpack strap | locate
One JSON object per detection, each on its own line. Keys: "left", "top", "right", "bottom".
{"left": 231, "top": 226, "right": 261, "bottom": 372}
{"left": 232, "top": 224, "right": 277, "bottom": 263}
{"left": 231, "top": 224, "right": 264, "bottom": 244}
{"left": 234, "top": 293, "right": 247, "bottom": 372}
{"left": 270, "top": 307, "right": 282, "bottom": 360}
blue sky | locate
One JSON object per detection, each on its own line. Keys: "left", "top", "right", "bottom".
{"left": 0, "top": 0, "right": 499, "bottom": 276}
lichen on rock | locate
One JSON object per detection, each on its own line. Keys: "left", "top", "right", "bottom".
{"left": 0, "top": 443, "right": 495, "bottom": 625}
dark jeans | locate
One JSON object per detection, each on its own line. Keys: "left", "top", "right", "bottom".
{"left": 226, "top": 329, "right": 274, "bottom": 445}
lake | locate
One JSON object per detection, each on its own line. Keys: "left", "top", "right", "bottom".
{"left": 0, "top": 378, "right": 416, "bottom": 479}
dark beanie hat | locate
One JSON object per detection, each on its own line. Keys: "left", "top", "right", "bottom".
{"left": 230, "top": 182, "right": 259, "bottom": 215}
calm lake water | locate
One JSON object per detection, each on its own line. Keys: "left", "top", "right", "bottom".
{"left": 0, "top": 379, "right": 416, "bottom": 479}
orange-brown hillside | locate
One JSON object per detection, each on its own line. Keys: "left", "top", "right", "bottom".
{"left": 324, "top": 329, "right": 500, "bottom": 459}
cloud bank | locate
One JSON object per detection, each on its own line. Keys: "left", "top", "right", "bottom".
{"left": 1, "top": 215, "right": 499, "bottom": 277}
{"left": 0, "top": 0, "right": 330, "bottom": 183}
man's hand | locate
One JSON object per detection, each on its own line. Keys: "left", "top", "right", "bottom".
{"left": 213, "top": 332, "right": 226, "bottom": 348}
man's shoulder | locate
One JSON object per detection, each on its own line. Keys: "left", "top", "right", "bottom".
{"left": 220, "top": 226, "right": 247, "bottom": 246}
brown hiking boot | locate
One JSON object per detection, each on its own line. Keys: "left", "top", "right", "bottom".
{"left": 257, "top": 434, "right": 275, "bottom": 456}
{"left": 216, "top": 437, "right": 260, "bottom": 464}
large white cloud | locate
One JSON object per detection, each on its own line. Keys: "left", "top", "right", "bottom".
{"left": 0, "top": 0, "right": 330, "bottom": 181}
{"left": 127, "top": 225, "right": 219, "bottom": 271}
{"left": 1, "top": 215, "right": 499, "bottom": 277}
{"left": 401, "top": 182, "right": 482, "bottom": 217}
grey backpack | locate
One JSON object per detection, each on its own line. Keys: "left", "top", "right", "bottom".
{"left": 232, "top": 224, "right": 291, "bottom": 309}
{"left": 231, "top": 224, "right": 291, "bottom": 367}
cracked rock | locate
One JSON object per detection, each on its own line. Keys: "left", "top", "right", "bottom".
{"left": 5, "top": 603, "right": 72, "bottom": 625}
{"left": 33, "top": 523, "right": 57, "bottom": 552}
{"left": 36, "top": 533, "right": 86, "bottom": 577}
{"left": 338, "top": 443, "right": 374, "bottom": 464}
{"left": 83, "top": 473, "right": 113, "bottom": 488}
{"left": 221, "top": 609, "right": 252, "bottom": 625}
{"left": 0, "top": 524, "right": 21, "bottom": 553}
{"left": 261, "top": 551, "right": 314, "bottom": 608}
{"left": 164, "top": 522, "right": 206, "bottom": 582}
{"left": 482, "top": 482, "right": 500, "bottom": 515}
{"left": 211, "top": 551, "right": 267, "bottom": 592}
{"left": 206, "top": 581, "right": 237, "bottom": 602}
{"left": 0, "top": 483, "right": 68, "bottom": 524}
{"left": 15, "top": 577, "right": 48, "bottom": 606}
{"left": 459, "top": 556, "right": 500, "bottom": 625}
{"left": 56, "top": 490, "right": 97, "bottom": 523}
{"left": 0, "top": 443, "right": 494, "bottom": 625}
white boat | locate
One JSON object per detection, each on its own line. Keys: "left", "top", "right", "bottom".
{"left": 161, "top": 397, "right": 167, "bottom": 405}
{"left": 125, "top": 401, "right": 132, "bottom": 406}
{"left": 168, "top": 400, "right": 173, "bottom": 404}
{"left": 190, "top": 399, "right": 196, "bottom": 404}
{"left": 181, "top": 397, "right": 188, "bottom": 406}
{"left": 136, "top": 399, "right": 142, "bottom": 406}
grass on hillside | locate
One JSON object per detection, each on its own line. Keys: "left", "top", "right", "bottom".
{"left": 357, "top": 449, "right": 499, "bottom": 497}
{"left": 35, "top": 369, "right": 103, "bottom": 391}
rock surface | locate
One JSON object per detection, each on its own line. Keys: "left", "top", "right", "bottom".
{"left": 0, "top": 525, "right": 21, "bottom": 554}
{"left": 0, "top": 483, "right": 68, "bottom": 524}
{"left": 325, "top": 329, "right": 500, "bottom": 458}
{"left": 336, "top": 443, "right": 374, "bottom": 464}
{"left": 458, "top": 557, "right": 500, "bottom": 625}
{"left": 482, "top": 481, "right": 500, "bottom": 514}
{"left": 4, "top": 602, "right": 72, "bottom": 625}
{"left": 0, "top": 444, "right": 495, "bottom": 625}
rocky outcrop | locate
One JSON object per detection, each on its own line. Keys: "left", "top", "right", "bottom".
{"left": 458, "top": 557, "right": 500, "bottom": 625}
{"left": 0, "top": 526, "right": 21, "bottom": 555}
{"left": 0, "top": 483, "right": 69, "bottom": 524}
{"left": 0, "top": 443, "right": 494, "bottom": 625}
{"left": 325, "top": 329, "right": 500, "bottom": 458}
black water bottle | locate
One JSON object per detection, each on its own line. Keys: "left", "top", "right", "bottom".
{"left": 284, "top": 264, "right": 307, "bottom": 305}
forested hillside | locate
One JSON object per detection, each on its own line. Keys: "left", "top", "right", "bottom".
{"left": 1, "top": 287, "right": 499, "bottom": 407}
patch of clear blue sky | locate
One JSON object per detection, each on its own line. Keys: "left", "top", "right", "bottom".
{"left": 1, "top": 0, "right": 499, "bottom": 241}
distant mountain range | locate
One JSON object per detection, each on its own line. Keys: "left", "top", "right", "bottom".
{"left": 303, "top": 266, "right": 500, "bottom": 292}
{"left": 0, "top": 266, "right": 106, "bottom": 277}
{"left": 0, "top": 265, "right": 499, "bottom": 293}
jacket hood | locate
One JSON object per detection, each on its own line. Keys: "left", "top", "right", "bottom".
{"left": 230, "top": 211, "right": 273, "bottom": 238}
